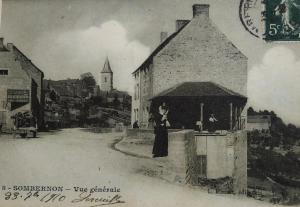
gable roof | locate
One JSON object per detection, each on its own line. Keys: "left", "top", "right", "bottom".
{"left": 101, "top": 57, "right": 113, "bottom": 73}
{"left": 150, "top": 82, "right": 247, "bottom": 100}
{"left": 132, "top": 22, "right": 190, "bottom": 74}
{"left": 132, "top": 13, "right": 246, "bottom": 75}
{"left": 12, "top": 45, "right": 44, "bottom": 77}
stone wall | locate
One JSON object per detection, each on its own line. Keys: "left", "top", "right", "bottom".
{"left": 124, "top": 129, "right": 247, "bottom": 194}
{"left": 12, "top": 46, "right": 44, "bottom": 103}
{"left": 166, "top": 130, "right": 196, "bottom": 184}
{"left": 125, "top": 128, "right": 183, "bottom": 139}
{"left": 131, "top": 71, "right": 140, "bottom": 125}
{"left": 232, "top": 131, "right": 247, "bottom": 194}
{"left": 125, "top": 128, "right": 155, "bottom": 139}
{"left": 195, "top": 131, "right": 247, "bottom": 194}
{"left": 206, "top": 134, "right": 233, "bottom": 179}
{"left": 131, "top": 64, "right": 153, "bottom": 128}
{"left": 139, "top": 65, "right": 153, "bottom": 128}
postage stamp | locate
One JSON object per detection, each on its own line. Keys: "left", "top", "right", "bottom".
{"left": 264, "top": 0, "right": 300, "bottom": 41}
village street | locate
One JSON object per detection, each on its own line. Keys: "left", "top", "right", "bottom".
{"left": 0, "top": 128, "right": 274, "bottom": 207}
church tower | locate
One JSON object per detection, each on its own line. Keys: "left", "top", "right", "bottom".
{"left": 100, "top": 57, "right": 113, "bottom": 92}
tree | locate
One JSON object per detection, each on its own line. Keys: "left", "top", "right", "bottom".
{"left": 248, "top": 107, "right": 256, "bottom": 115}
{"left": 80, "top": 73, "right": 96, "bottom": 95}
{"left": 49, "top": 90, "right": 58, "bottom": 102}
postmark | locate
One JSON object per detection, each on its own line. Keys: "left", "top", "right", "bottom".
{"left": 264, "top": 0, "right": 300, "bottom": 41}
{"left": 239, "top": 0, "right": 262, "bottom": 38}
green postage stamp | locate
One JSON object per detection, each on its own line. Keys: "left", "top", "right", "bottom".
{"left": 265, "top": 0, "right": 300, "bottom": 41}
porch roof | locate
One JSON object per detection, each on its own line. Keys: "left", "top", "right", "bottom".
{"left": 150, "top": 82, "right": 247, "bottom": 100}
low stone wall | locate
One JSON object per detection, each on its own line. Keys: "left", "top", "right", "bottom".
{"left": 88, "top": 127, "right": 125, "bottom": 133}
{"left": 124, "top": 129, "right": 197, "bottom": 185}
{"left": 195, "top": 131, "right": 247, "bottom": 194}
{"left": 125, "top": 128, "right": 182, "bottom": 139}
{"left": 167, "top": 130, "right": 198, "bottom": 184}
{"left": 232, "top": 130, "right": 247, "bottom": 194}
{"left": 125, "top": 128, "right": 155, "bottom": 139}
{"left": 123, "top": 129, "right": 247, "bottom": 194}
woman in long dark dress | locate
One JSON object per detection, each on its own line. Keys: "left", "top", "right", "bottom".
{"left": 152, "top": 103, "right": 169, "bottom": 158}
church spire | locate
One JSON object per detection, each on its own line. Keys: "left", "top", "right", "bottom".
{"left": 100, "top": 57, "right": 113, "bottom": 92}
{"left": 101, "top": 57, "right": 113, "bottom": 73}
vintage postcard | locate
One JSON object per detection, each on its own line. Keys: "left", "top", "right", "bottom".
{"left": 0, "top": 0, "right": 300, "bottom": 206}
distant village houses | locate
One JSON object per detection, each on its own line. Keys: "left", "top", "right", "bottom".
{"left": 247, "top": 115, "right": 272, "bottom": 131}
{"left": 43, "top": 57, "right": 131, "bottom": 128}
{"left": 0, "top": 38, "right": 44, "bottom": 130}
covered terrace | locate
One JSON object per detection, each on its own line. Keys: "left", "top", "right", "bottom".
{"left": 150, "top": 82, "right": 247, "bottom": 131}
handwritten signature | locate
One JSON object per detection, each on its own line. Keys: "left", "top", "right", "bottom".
{"left": 71, "top": 192, "right": 125, "bottom": 207}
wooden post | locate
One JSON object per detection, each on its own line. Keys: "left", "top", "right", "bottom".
{"left": 200, "top": 103, "right": 204, "bottom": 122}
{"left": 197, "top": 103, "right": 204, "bottom": 131}
{"left": 239, "top": 107, "right": 242, "bottom": 129}
{"left": 229, "top": 103, "right": 233, "bottom": 130}
{"left": 235, "top": 106, "right": 238, "bottom": 130}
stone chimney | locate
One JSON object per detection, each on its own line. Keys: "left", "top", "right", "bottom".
{"left": 7, "top": 43, "right": 13, "bottom": 51}
{"left": 160, "top": 32, "right": 168, "bottom": 43}
{"left": 193, "top": 4, "right": 209, "bottom": 17}
{"left": 176, "top": 20, "right": 190, "bottom": 32}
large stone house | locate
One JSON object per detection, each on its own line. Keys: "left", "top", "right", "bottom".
{"left": 131, "top": 4, "right": 248, "bottom": 194}
{"left": 0, "top": 38, "right": 44, "bottom": 130}
{"left": 132, "top": 4, "right": 247, "bottom": 130}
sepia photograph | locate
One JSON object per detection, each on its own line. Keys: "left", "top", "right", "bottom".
{"left": 0, "top": 0, "right": 300, "bottom": 206}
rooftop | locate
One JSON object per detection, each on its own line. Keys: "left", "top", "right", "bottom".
{"left": 101, "top": 57, "right": 113, "bottom": 73}
{"left": 150, "top": 82, "right": 247, "bottom": 100}
{"left": 132, "top": 4, "right": 246, "bottom": 75}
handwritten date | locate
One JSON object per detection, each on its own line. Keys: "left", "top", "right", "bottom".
{"left": 4, "top": 191, "right": 66, "bottom": 203}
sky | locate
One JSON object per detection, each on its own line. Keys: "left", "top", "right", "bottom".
{"left": 0, "top": 0, "right": 300, "bottom": 126}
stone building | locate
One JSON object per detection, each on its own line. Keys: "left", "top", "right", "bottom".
{"left": 0, "top": 38, "right": 44, "bottom": 130}
{"left": 131, "top": 4, "right": 248, "bottom": 194}
{"left": 247, "top": 115, "right": 271, "bottom": 131}
{"left": 100, "top": 57, "right": 113, "bottom": 92}
{"left": 132, "top": 4, "right": 247, "bottom": 129}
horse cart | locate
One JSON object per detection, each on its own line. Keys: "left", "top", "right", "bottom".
{"left": 14, "top": 127, "right": 37, "bottom": 138}
{"left": 12, "top": 111, "right": 38, "bottom": 138}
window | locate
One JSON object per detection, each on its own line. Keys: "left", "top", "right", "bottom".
{"left": 104, "top": 77, "right": 107, "bottom": 82}
{"left": 0, "top": 69, "right": 8, "bottom": 75}
{"left": 134, "top": 109, "right": 139, "bottom": 121}
{"left": 137, "top": 84, "right": 139, "bottom": 99}
{"left": 134, "top": 86, "right": 138, "bottom": 100}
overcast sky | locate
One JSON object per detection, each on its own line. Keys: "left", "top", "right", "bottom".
{"left": 0, "top": 0, "right": 300, "bottom": 126}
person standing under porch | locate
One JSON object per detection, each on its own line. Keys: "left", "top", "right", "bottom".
{"left": 152, "top": 102, "right": 170, "bottom": 158}
{"left": 208, "top": 113, "right": 218, "bottom": 133}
